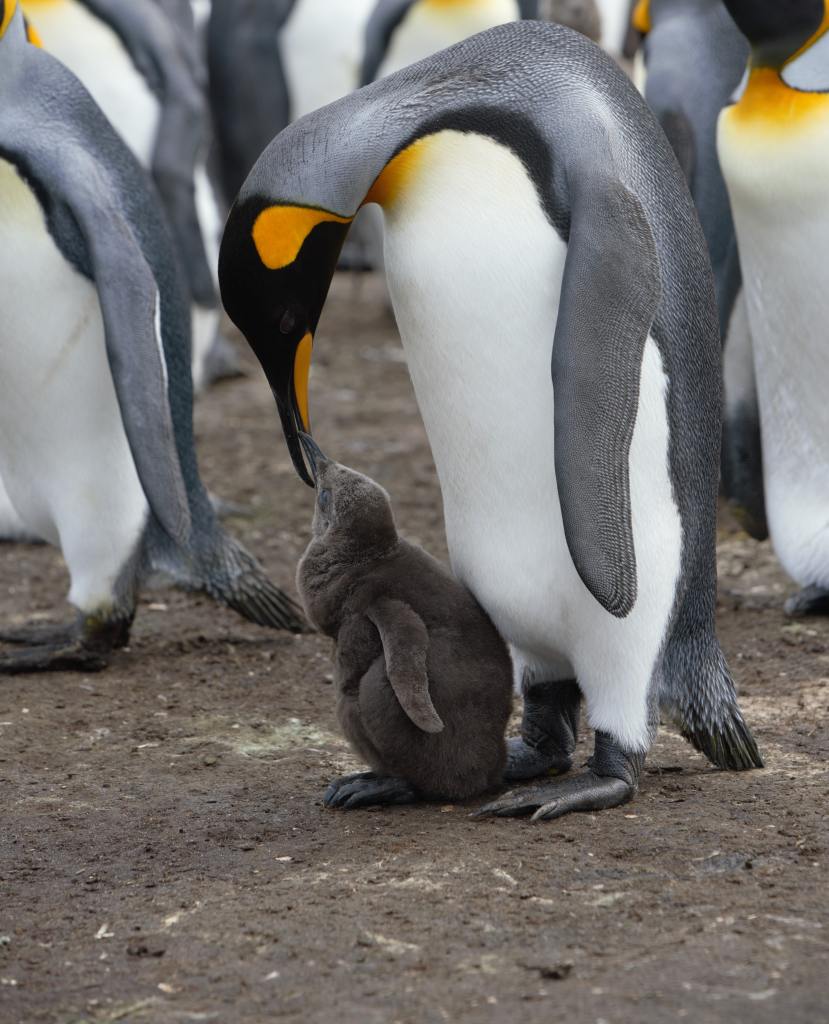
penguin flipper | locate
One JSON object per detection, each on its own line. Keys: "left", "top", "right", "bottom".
{"left": 47, "top": 154, "right": 192, "bottom": 546}
{"left": 551, "top": 175, "right": 661, "bottom": 618}
{"left": 366, "top": 598, "right": 444, "bottom": 734}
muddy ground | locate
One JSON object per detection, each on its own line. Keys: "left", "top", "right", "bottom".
{"left": 1, "top": 275, "right": 827, "bottom": 1024}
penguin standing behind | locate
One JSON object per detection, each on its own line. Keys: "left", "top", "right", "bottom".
{"left": 296, "top": 439, "right": 513, "bottom": 808}
{"left": 0, "top": 4, "right": 305, "bottom": 674}
{"left": 637, "top": 0, "right": 765, "bottom": 538}
{"left": 718, "top": 0, "right": 829, "bottom": 616}
{"left": 21, "top": 0, "right": 236, "bottom": 392}
{"left": 220, "top": 22, "right": 762, "bottom": 820}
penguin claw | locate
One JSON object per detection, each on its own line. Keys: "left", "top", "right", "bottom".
{"left": 503, "top": 737, "right": 572, "bottom": 782}
{"left": 473, "top": 772, "right": 634, "bottom": 821}
{"left": 323, "top": 772, "right": 416, "bottom": 810}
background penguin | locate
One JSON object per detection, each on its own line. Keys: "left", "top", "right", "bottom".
{"left": 21, "top": 0, "right": 238, "bottom": 392}
{"left": 0, "top": 4, "right": 305, "bottom": 674}
{"left": 718, "top": 0, "right": 829, "bottom": 617}
{"left": 637, "top": 0, "right": 765, "bottom": 538}
{"left": 296, "top": 438, "right": 513, "bottom": 808}
{"left": 219, "top": 21, "right": 762, "bottom": 819}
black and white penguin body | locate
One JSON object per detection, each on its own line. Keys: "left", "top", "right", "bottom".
{"left": 718, "top": 0, "right": 829, "bottom": 616}
{"left": 21, "top": 0, "right": 228, "bottom": 393}
{"left": 638, "top": 0, "right": 764, "bottom": 538}
{"left": 220, "top": 22, "right": 761, "bottom": 817}
{"left": 0, "top": 6, "right": 304, "bottom": 672}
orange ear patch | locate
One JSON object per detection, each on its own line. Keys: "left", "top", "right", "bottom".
{"left": 1, "top": 0, "right": 18, "bottom": 38}
{"left": 252, "top": 205, "right": 352, "bottom": 270}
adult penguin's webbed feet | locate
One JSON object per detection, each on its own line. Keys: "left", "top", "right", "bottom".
{"left": 503, "top": 677, "right": 581, "bottom": 782}
{"left": 0, "top": 612, "right": 131, "bottom": 674}
{"left": 476, "top": 732, "right": 644, "bottom": 821}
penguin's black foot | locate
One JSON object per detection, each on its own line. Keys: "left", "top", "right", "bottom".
{"left": 0, "top": 641, "right": 108, "bottom": 674}
{"left": 323, "top": 771, "right": 417, "bottom": 810}
{"left": 475, "top": 731, "right": 644, "bottom": 822}
{"left": 474, "top": 772, "right": 634, "bottom": 821}
{"left": 0, "top": 620, "right": 79, "bottom": 646}
{"left": 504, "top": 738, "right": 572, "bottom": 781}
{"left": 503, "top": 677, "right": 581, "bottom": 782}
{"left": 784, "top": 585, "right": 829, "bottom": 618}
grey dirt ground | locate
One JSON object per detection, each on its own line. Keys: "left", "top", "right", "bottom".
{"left": 1, "top": 275, "right": 827, "bottom": 1024}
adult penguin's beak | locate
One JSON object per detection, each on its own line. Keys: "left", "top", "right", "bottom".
{"left": 269, "top": 332, "right": 315, "bottom": 487}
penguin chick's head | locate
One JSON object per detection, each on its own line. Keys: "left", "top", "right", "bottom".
{"left": 299, "top": 434, "right": 398, "bottom": 554}
{"left": 218, "top": 199, "right": 352, "bottom": 486}
{"left": 1, "top": 0, "right": 18, "bottom": 38}
{"left": 723, "top": 0, "right": 827, "bottom": 67}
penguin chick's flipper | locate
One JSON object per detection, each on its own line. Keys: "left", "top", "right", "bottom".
{"left": 475, "top": 732, "right": 642, "bottom": 821}
{"left": 366, "top": 597, "right": 444, "bottom": 734}
{"left": 784, "top": 585, "right": 829, "bottom": 619}
{"left": 552, "top": 175, "right": 661, "bottom": 618}
{"left": 504, "top": 677, "right": 581, "bottom": 782}
{"left": 40, "top": 152, "right": 191, "bottom": 547}
{"left": 324, "top": 771, "right": 417, "bottom": 810}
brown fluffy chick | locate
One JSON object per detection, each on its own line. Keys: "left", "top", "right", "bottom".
{"left": 295, "top": 437, "right": 513, "bottom": 810}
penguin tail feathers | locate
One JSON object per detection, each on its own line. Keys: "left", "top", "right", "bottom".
{"left": 197, "top": 533, "right": 310, "bottom": 634}
{"left": 661, "top": 636, "right": 763, "bottom": 772}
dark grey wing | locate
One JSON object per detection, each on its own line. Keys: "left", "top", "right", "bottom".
{"left": 24, "top": 146, "right": 192, "bottom": 545}
{"left": 82, "top": 0, "right": 215, "bottom": 306}
{"left": 552, "top": 174, "right": 661, "bottom": 618}
{"left": 367, "top": 597, "right": 444, "bottom": 734}
{"left": 208, "top": 0, "right": 293, "bottom": 201}
{"left": 360, "top": 0, "right": 415, "bottom": 85}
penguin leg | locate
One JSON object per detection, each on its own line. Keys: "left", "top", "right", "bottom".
{"left": 784, "top": 585, "right": 829, "bottom": 618}
{"left": 504, "top": 676, "right": 581, "bottom": 781}
{"left": 323, "top": 771, "right": 417, "bottom": 810}
{"left": 474, "top": 732, "right": 643, "bottom": 821}
{"left": 0, "top": 611, "right": 132, "bottom": 674}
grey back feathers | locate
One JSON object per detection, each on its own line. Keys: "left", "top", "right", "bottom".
{"left": 296, "top": 456, "right": 513, "bottom": 801}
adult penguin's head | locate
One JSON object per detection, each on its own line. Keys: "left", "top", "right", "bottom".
{"left": 723, "top": 0, "right": 827, "bottom": 68}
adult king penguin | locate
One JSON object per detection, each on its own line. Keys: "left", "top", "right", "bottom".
{"left": 219, "top": 22, "right": 762, "bottom": 818}
{"left": 718, "top": 0, "right": 829, "bottom": 616}
{"left": 637, "top": 0, "right": 765, "bottom": 539}
{"left": 0, "top": 3, "right": 305, "bottom": 673}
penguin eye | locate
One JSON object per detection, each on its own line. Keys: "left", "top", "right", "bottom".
{"left": 317, "top": 489, "right": 331, "bottom": 514}
{"left": 279, "top": 307, "right": 296, "bottom": 335}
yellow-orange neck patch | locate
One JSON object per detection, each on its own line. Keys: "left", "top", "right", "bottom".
{"left": 1, "top": 0, "right": 18, "bottom": 38}
{"left": 632, "top": 0, "right": 650, "bottom": 36}
{"left": 252, "top": 205, "right": 352, "bottom": 270}
{"left": 293, "top": 332, "right": 314, "bottom": 431}
{"left": 363, "top": 136, "right": 434, "bottom": 209}
{"left": 729, "top": 67, "right": 829, "bottom": 131}
{"left": 25, "top": 16, "right": 42, "bottom": 45}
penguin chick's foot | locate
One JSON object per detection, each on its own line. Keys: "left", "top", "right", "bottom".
{"left": 784, "top": 585, "right": 829, "bottom": 618}
{"left": 323, "top": 771, "right": 417, "bottom": 810}
{"left": 475, "top": 731, "right": 643, "bottom": 821}
{"left": 503, "top": 678, "right": 581, "bottom": 782}
{"left": 0, "top": 614, "right": 130, "bottom": 674}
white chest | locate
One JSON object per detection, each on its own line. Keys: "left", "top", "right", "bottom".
{"left": 23, "top": 0, "right": 161, "bottom": 166}
{"left": 377, "top": 0, "right": 520, "bottom": 79}
{"left": 280, "top": 0, "right": 376, "bottom": 120}
{"left": 377, "top": 131, "right": 681, "bottom": 677}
